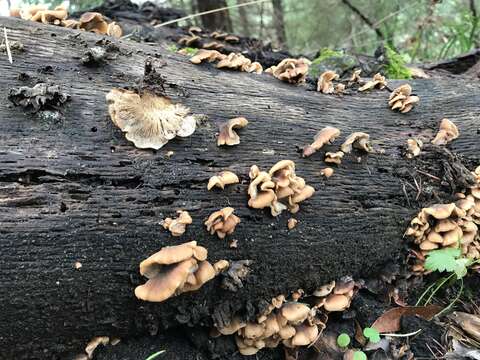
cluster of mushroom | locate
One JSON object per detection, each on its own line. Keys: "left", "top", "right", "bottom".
{"left": 312, "top": 278, "right": 356, "bottom": 312}
{"left": 161, "top": 210, "right": 192, "bottom": 236}
{"left": 178, "top": 27, "right": 240, "bottom": 50}
{"left": 10, "top": 6, "right": 122, "bottom": 38}
{"left": 106, "top": 88, "right": 197, "bottom": 150}
{"left": 134, "top": 241, "right": 229, "bottom": 302}
{"left": 406, "top": 192, "right": 480, "bottom": 273}
{"left": 204, "top": 207, "right": 241, "bottom": 239}
{"left": 266, "top": 58, "right": 310, "bottom": 84}
{"left": 190, "top": 50, "right": 263, "bottom": 74}
{"left": 389, "top": 84, "right": 419, "bottom": 113}
{"left": 247, "top": 160, "right": 315, "bottom": 216}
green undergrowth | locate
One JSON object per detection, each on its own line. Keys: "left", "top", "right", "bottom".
{"left": 384, "top": 45, "right": 412, "bottom": 79}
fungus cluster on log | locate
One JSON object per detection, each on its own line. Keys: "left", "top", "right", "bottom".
{"left": 406, "top": 169, "right": 480, "bottom": 272}
{"left": 265, "top": 58, "right": 310, "bottom": 84}
{"left": 204, "top": 207, "right": 241, "bottom": 239}
{"left": 248, "top": 160, "right": 315, "bottom": 216}
{"left": 190, "top": 50, "right": 262, "bottom": 74}
{"left": 177, "top": 28, "right": 240, "bottom": 51}
{"left": 134, "top": 241, "right": 228, "bottom": 302}
{"left": 161, "top": 211, "right": 192, "bottom": 237}
{"left": 8, "top": 83, "right": 70, "bottom": 111}
{"left": 389, "top": 84, "right": 419, "bottom": 113}
{"left": 10, "top": 6, "right": 122, "bottom": 37}
{"left": 106, "top": 89, "right": 196, "bottom": 150}
{"left": 313, "top": 279, "right": 356, "bottom": 312}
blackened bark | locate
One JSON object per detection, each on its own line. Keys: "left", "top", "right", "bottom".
{"left": 0, "top": 16, "right": 479, "bottom": 360}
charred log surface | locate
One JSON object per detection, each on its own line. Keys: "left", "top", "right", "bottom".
{"left": 423, "top": 48, "right": 480, "bottom": 74}
{"left": 0, "top": 17, "right": 480, "bottom": 359}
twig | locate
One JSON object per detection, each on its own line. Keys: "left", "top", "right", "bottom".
{"left": 381, "top": 329, "right": 422, "bottom": 337}
{"left": 3, "top": 27, "right": 13, "bottom": 64}
{"left": 122, "top": 0, "right": 268, "bottom": 40}
{"left": 341, "top": 0, "right": 384, "bottom": 39}
{"left": 416, "top": 169, "right": 441, "bottom": 181}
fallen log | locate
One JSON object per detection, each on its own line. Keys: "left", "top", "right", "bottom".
{"left": 0, "top": 16, "right": 479, "bottom": 360}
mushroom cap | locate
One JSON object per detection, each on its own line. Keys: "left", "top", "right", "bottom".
{"left": 139, "top": 241, "right": 207, "bottom": 278}
{"left": 321, "top": 167, "right": 334, "bottom": 177}
{"left": 303, "top": 127, "right": 341, "bottom": 157}
{"left": 79, "top": 12, "right": 108, "bottom": 33}
{"left": 333, "top": 280, "right": 355, "bottom": 295}
{"left": 263, "top": 313, "right": 281, "bottom": 338}
{"left": 269, "top": 160, "right": 295, "bottom": 177}
{"left": 358, "top": 73, "right": 387, "bottom": 91}
{"left": 134, "top": 258, "right": 198, "bottom": 302}
{"left": 323, "top": 294, "right": 350, "bottom": 312}
{"left": 313, "top": 281, "right": 336, "bottom": 297}
{"left": 280, "top": 302, "right": 310, "bottom": 323}
{"left": 434, "top": 219, "right": 458, "bottom": 232}
{"left": 271, "top": 58, "right": 309, "bottom": 83}
{"left": 181, "top": 260, "right": 216, "bottom": 292}
{"left": 287, "top": 218, "right": 298, "bottom": 230}
{"left": 278, "top": 325, "right": 296, "bottom": 340}
{"left": 248, "top": 190, "right": 276, "bottom": 209}
{"left": 423, "top": 203, "right": 457, "bottom": 220}
{"left": 217, "top": 117, "right": 248, "bottom": 146}
{"left": 317, "top": 70, "right": 339, "bottom": 93}
{"left": 39, "top": 7, "right": 68, "bottom": 24}
{"left": 432, "top": 118, "right": 459, "bottom": 145}
{"left": 107, "top": 22, "right": 123, "bottom": 38}
{"left": 291, "top": 185, "right": 315, "bottom": 204}
{"left": 291, "top": 324, "right": 319, "bottom": 346}
{"left": 106, "top": 89, "right": 196, "bottom": 150}
{"left": 389, "top": 84, "right": 412, "bottom": 99}
{"left": 217, "top": 53, "right": 251, "bottom": 69}
{"left": 325, "top": 151, "right": 344, "bottom": 164}
{"left": 341, "top": 132, "right": 371, "bottom": 153}
{"left": 207, "top": 171, "right": 239, "bottom": 190}
{"left": 190, "top": 49, "right": 226, "bottom": 64}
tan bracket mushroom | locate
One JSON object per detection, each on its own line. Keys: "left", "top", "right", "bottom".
{"left": 190, "top": 49, "right": 227, "bottom": 64}
{"left": 266, "top": 58, "right": 309, "bottom": 84}
{"left": 106, "top": 88, "right": 196, "bottom": 150}
{"left": 340, "top": 132, "right": 372, "bottom": 153}
{"left": 389, "top": 84, "right": 419, "bottom": 113}
{"left": 161, "top": 210, "right": 192, "bottom": 237}
{"left": 406, "top": 138, "right": 423, "bottom": 158}
{"left": 217, "top": 117, "right": 248, "bottom": 146}
{"left": 207, "top": 171, "right": 239, "bottom": 190}
{"left": 303, "top": 126, "right": 341, "bottom": 157}
{"left": 324, "top": 151, "right": 344, "bottom": 165}
{"left": 358, "top": 73, "right": 387, "bottom": 92}
{"left": 431, "top": 118, "right": 459, "bottom": 145}
{"left": 317, "top": 70, "right": 339, "bottom": 94}
{"left": 205, "top": 207, "right": 241, "bottom": 239}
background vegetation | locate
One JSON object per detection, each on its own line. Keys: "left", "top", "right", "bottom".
{"left": 4, "top": 0, "right": 479, "bottom": 62}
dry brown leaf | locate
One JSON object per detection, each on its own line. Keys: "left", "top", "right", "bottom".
{"left": 372, "top": 305, "right": 442, "bottom": 333}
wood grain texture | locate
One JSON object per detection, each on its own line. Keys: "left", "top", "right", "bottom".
{"left": 0, "top": 17, "right": 479, "bottom": 359}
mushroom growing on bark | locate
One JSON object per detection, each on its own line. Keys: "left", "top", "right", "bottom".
{"left": 406, "top": 138, "right": 423, "bottom": 158}
{"left": 161, "top": 210, "right": 192, "bottom": 237}
{"left": 320, "top": 168, "right": 334, "bottom": 178}
{"left": 266, "top": 58, "right": 309, "bottom": 84}
{"left": 340, "top": 132, "right": 372, "bottom": 153}
{"left": 217, "top": 117, "right": 248, "bottom": 146}
{"left": 78, "top": 12, "right": 109, "bottom": 34}
{"left": 325, "top": 151, "right": 344, "bottom": 165}
{"left": 107, "top": 22, "right": 122, "bottom": 38}
{"left": 358, "top": 73, "right": 387, "bottom": 91}
{"left": 207, "top": 171, "right": 239, "bottom": 190}
{"left": 303, "top": 126, "right": 341, "bottom": 157}
{"left": 205, "top": 207, "right": 241, "bottom": 239}
{"left": 106, "top": 88, "right": 196, "bottom": 150}
{"left": 389, "top": 84, "right": 419, "bottom": 113}
{"left": 431, "top": 118, "right": 459, "bottom": 145}
{"left": 317, "top": 71, "right": 339, "bottom": 94}
{"left": 190, "top": 49, "right": 227, "bottom": 64}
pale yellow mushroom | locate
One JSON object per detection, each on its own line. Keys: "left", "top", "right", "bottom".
{"left": 266, "top": 58, "right": 310, "bottom": 84}
{"left": 204, "top": 207, "right": 241, "bottom": 239}
{"left": 406, "top": 138, "right": 423, "bottom": 158}
{"left": 320, "top": 167, "right": 334, "bottom": 178}
{"left": 325, "top": 151, "right": 344, "bottom": 165}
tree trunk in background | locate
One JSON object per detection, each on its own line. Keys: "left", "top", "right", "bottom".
{"left": 271, "top": 0, "right": 287, "bottom": 47}
{"left": 196, "top": 0, "right": 233, "bottom": 32}
{"left": 237, "top": 0, "right": 251, "bottom": 37}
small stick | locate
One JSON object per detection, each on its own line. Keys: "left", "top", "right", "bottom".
{"left": 381, "top": 329, "right": 422, "bottom": 337}
{"left": 416, "top": 169, "right": 441, "bottom": 181}
{"left": 3, "top": 27, "right": 13, "bottom": 64}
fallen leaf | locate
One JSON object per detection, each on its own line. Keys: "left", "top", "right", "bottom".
{"left": 372, "top": 305, "right": 442, "bottom": 333}
{"left": 354, "top": 320, "right": 367, "bottom": 346}
{"left": 449, "top": 312, "right": 480, "bottom": 342}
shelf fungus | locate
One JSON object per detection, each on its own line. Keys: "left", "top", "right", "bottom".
{"left": 388, "top": 84, "right": 419, "bottom": 113}
{"left": 190, "top": 49, "right": 227, "bottom": 64}
{"left": 265, "top": 58, "right": 310, "bottom": 84}
{"left": 358, "top": 73, "right": 387, "bottom": 92}
{"left": 406, "top": 138, "right": 423, "bottom": 158}
{"left": 78, "top": 12, "right": 109, "bottom": 34}
{"left": 317, "top": 70, "right": 339, "bottom": 94}
{"left": 134, "top": 241, "right": 229, "bottom": 302}
{"left": 202, "top": 42, "right": 224, "bottom": 50}
{"left": 248, "top": 160, "right": 315, "bottom": 216}
{"left": 431, "top": 118, "right": 459, "bottom": 146}
{"left": 340, "top": 132, "right": 373, "bottom": 153}
{"left": 207, "top": 171, "right": 239, "bottom": 190}
{"left": 217, "top": 117, "right": 248, "bottom": 146}
{"left": 106, "top": 88, "right": 196, "bottom": 150}
{"left": 349, "top": 69, "right": 362, "bottom": 84}
{"left": 205, "top": 207, "right": 241, "bottom": 239}
{"left": 303, "top": 126, "right": 341, "bottom": 157}
{"left": 406, "top": 195, "right": 480, "bottom": 273}
{"left": 324, "top": 151, "right": 344, "bottom": 165}
{"left": 161, "top": 210, "right": 192, "bottom": 237}
{"left": 178, "top": 35, "right": 201, "bottom": 47}
{"left": 216, "top": 53, "right": 263, "bottom": 74}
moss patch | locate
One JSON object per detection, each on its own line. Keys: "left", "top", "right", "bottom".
{"left": 309, "top": 48, "right": 356, "bottom": 79}
{"left": 384, "top": 45, "right": 412, "bottom": 79}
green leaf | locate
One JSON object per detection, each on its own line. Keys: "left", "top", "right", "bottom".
{"left": 337, "top": 333, "right": 351, "bottom": 348}
{"left": 453, "top": 258, "right": 471, "bottom": 279}
{"left": 353, "top": 351, "right": 367, "bottom": 360}
{"left": 363, "top": 327, "right": 381, "bottom": 343}
{"left": 424, "top": 248, "right": 461, "bottom": 273}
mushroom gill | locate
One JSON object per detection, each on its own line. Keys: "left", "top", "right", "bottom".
{"left": 106, "top": 88, "right": 196, "bottom": 150}
{"left": 388, "top": 84, "right": 419, "bottom": 113}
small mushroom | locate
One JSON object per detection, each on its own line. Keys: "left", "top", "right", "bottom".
{"left": 204, "top": 207, "right": 240, "bottom": 239}
{"left": 217, "top": 117, "right": 248, "bottom": 146}
{"left": 291, "top": 324, "right": 319, "bottom": 346}
{"left": 107, "top": 22, "right": 122, "bottom": 38}
{"left": 388, "top": 84, "right": 419, "bottom": 113}
{"left": 280, "top": 302, "right": 310, "bottom": 324}
{"left": 106, "top": 88, "right": 196, "bottom": 150}
{"left": 178, "top": 34, "right": 201, "bottom": 46}
{"left": 323, "top": 294, "right": 350, "bottom": 312}
{"left": 78, "top": 12, "right": 109, "bottom": 34}
{"left": 188, "top": 26, "right": 202, "bottom": 33}
{"left": 320, "top": 167, "right": 334, "bottom": 178}
{"left": 317, "top": 70, "right": 339, "bottom": 94}
{"left": 217, "top": 53, "right": 252, "bottom": 70}
{"left": 303, "top": 126, "right": 341, "bottom": 157}
{"left": 335, "top": 83, "right": 346, "bottom": 94}
{"left": 20, "top": 5, "right": 47, "bottom": 20}
{"left": 225, "top": 35, "right": 240, "bottom": 43}
{"left": 161, "top": 210, "right": 192, "bottom": 237}
{"left": 406, "top": 138, "right": 423, "bottom": 158}
{"left": 325, "top": 151, "right": 344, "bottom": 165}
{"left": 287, "top": 218, "right": 298, "bottom": 230}
{"left": 211, "top": 31, "right": 229, "bottom": 40}
{"left": 349, "top": 69, "right": 362, "bottom": 83}
{"left": 207, "top": 171, "right": 240, "bottom": 190}
{"left": 313, "top": 281, "right": 335, "bottom": 297}
{"left": 431, "top": 118, "right": 459, "bottom": 145}
{"left": 190, "top": 49, "right": 227, "bottom": 64}
{"left": 85, "top": 336, "right": 109, "bottom": 359}
{"left": 217, "top": 317, "right": 246, "bottom": 335}
{"left": 243, "top": 62, "right": 263, "bottom": 74}
{"left": 202, "top": 41, "right": 225, "bottom": 50}
{"left": 340, "top": 132, "right": 372, "bottom": 153}
{"left": 35, "top": 6, "right": 68, "bottom": 25}
{"left": 358, "top": 73, "right": 387, "bottom": 91}
{"left": 266, "top": 58, "right": 309, "bottom": 84}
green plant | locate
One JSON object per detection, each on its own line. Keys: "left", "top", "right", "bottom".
{"left": 363, "top": 327, "right": 380, "bottom": 343}
{"left": 353, "top": 350, "right": 367, "bottom": 360}
{"left": 167, "top": 44, "right": 178, "bottom": 53}
{"left": 145, "top": 350, "right": 165, "bottom": 360}
{"left": 384, "top": 45, "right": 412, "bottom": 79}
{"left": 337, "top": 333, "right": 351, "bottom": 348}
